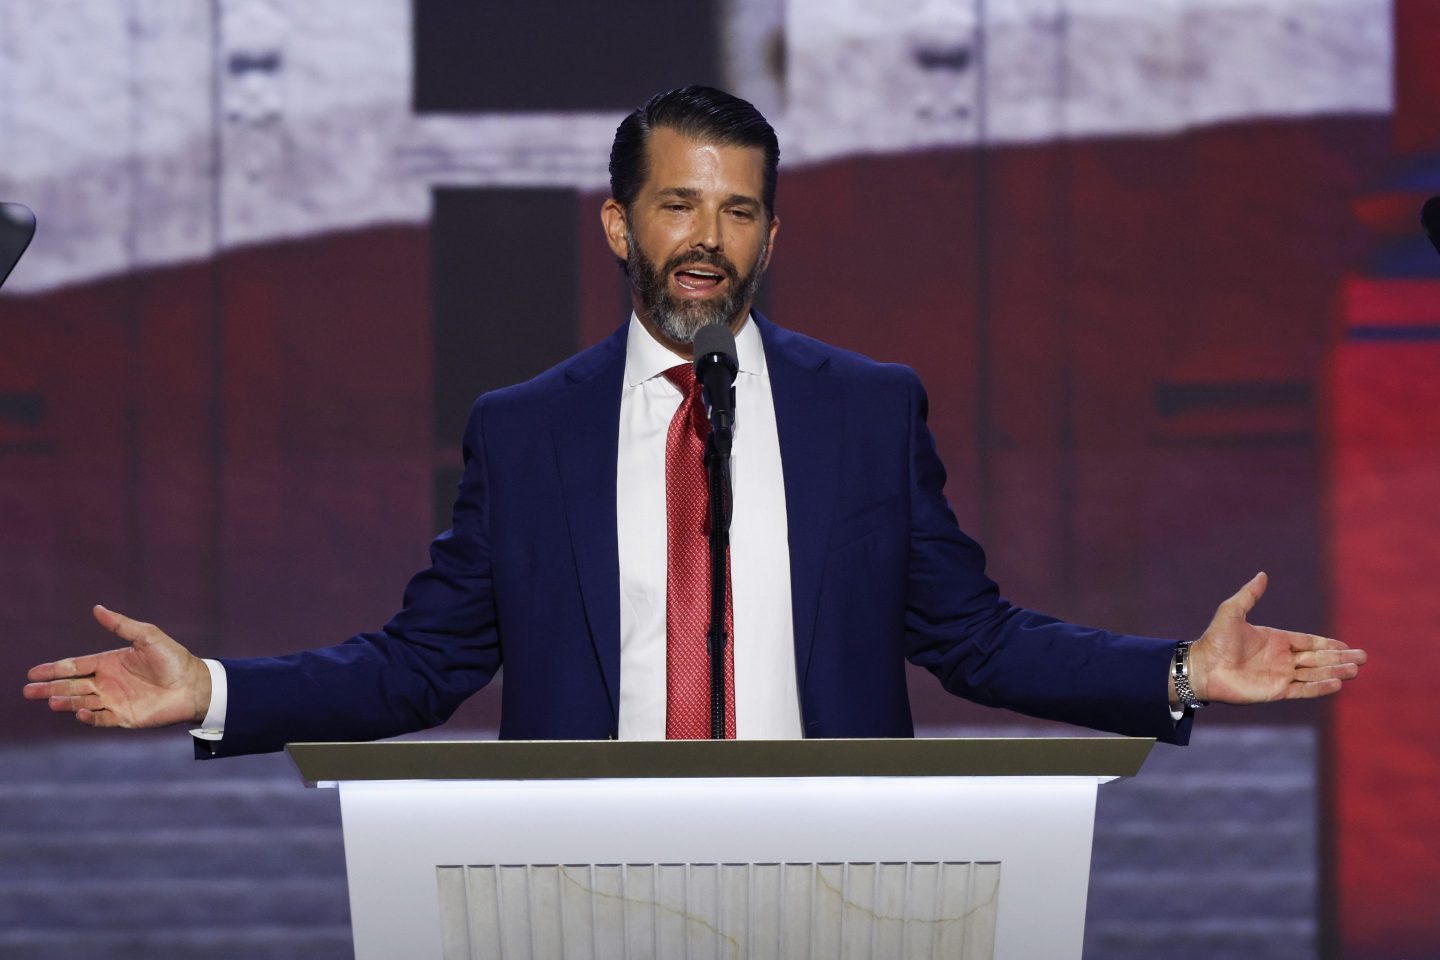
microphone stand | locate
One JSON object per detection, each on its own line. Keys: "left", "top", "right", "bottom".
{"left": 692, "top": 322, "right": 738, "bottom": 740}
{"left": 704, "top": 424, "right": 733, "bottom": 740}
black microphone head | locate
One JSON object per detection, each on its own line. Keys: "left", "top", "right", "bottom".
{"left": 1423, "top": 196, "right": 1440, "bottom": 257}
{"left": 0, "top": 202, "right": 37, "bottom": 291}
{"left": 692, "top": 323, "right": 738, "bottom": 378}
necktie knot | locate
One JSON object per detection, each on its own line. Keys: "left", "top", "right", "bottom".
{"left": 662, "top": 363, "right": 698, "bottom": 394}
{"left": 663, "top": 363, "right": 708, "bottom": 436}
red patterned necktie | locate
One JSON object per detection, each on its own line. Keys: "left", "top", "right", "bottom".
{"left": 662, "top": 363, "right": 736, "bottom": 739}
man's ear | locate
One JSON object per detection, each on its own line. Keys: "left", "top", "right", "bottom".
{"left": 760, "top": 213, "right": 780, "bottom": 273}
{"left": 601, "top": 199, "right": 630, "bottom": 262}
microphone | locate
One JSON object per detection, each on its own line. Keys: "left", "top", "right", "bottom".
{"left": 1423, "top": 197, "right": 1440, "bottom": 258}
{"left": 691, "top": 322, "right": 738, "bottom": 739}
{"left": 692, "top": 323, "right": 738, "bottom": 458}
{"left": 0, "top": 202, "right": 37, "bottom": 291}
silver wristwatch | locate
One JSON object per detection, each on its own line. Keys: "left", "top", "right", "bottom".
{"left": 1172, "top": 639, "right": 1207, "bottom": 710}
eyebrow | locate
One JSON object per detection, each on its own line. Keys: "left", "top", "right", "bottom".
{"left": 655, "top": 187, "right": 762, "bottom": 210}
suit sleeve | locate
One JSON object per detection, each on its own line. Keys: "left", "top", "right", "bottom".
{"left": 899, "top": 371, "right": 1193, "bottom": 743}
{"left": 198, "top": 398, "right": 504, "bottom": 758}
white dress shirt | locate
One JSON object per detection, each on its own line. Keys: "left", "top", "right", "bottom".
{"left": 194, "top": 313, "right": 802, "bottom": 742}
{"left": 616, "top": 313, "right": 801, "bottom": 739}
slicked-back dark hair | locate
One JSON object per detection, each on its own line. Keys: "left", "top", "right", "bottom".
{"left": 609, "top": 85, "right": 779, "bottom": 218}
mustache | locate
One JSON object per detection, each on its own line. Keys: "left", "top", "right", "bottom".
{"left": 662, "top": 251, "right": 738, "bottom": 280}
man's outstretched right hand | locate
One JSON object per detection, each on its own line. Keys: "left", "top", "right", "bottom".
{"left": 22, "top": 605, "right": 211, "bottom": 728}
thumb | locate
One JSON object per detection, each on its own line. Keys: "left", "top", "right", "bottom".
{"left": 92, "top": 604, "right": 155, "bottom": 648}
{"left": 1225, "top": 572, "right": 1267, "bottom": 619}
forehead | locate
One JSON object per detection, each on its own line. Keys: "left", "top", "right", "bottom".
{"left": 641, "top": 127, "right": 765, "bottom": 198}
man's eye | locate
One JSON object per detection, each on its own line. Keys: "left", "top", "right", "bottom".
{"left": 729, "top": 209, "right": 754, "bottom": 221}
{"left": 666, "top": 204, "right": 689, "bottom": 212}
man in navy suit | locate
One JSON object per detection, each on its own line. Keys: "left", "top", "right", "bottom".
{"left": 24, "top": 87, "right": 1366, "bottom": 749}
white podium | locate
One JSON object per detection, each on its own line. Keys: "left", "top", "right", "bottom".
{"left": 288, "top": 738, "right": 1152, "bottom": 960}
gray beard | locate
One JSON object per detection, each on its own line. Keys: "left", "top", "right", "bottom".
{"left": 625, "top": 227, "right": 768, "bottom": 345}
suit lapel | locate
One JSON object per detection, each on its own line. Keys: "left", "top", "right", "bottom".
{"left": 757, "top": 315, "right": 841, "bottom": 695}
{"left": 551, "top": 326, "right": 627, "bottom": 720}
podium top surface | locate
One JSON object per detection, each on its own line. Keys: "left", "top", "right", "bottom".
{"left": 286, "top": 737, "right": 1153, "bottom": 784}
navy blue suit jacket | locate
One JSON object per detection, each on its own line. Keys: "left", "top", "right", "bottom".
{"left": 208, "top": 315, "right": 1190, "bottom": 757}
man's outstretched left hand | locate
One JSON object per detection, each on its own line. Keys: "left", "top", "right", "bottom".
{"left": 1188, "top": 572, "right": 1367, "bottom": 704}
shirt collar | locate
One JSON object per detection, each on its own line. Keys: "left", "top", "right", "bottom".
{"left": 623, "top": 311, "right": 766, "bottom": 388}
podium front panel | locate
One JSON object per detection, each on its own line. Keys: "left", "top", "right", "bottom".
{"left": 335, "top": 774, "right": 1102, "bottom": 959}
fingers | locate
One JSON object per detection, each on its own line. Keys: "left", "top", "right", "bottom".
{"left": 41, "top": 686, "right": 123, "bottom": 725}
{"left": 1283, "top": 647, "right": 1366, "bottom": 698}
{"left": 75, "top": 708, "right": 120, "bottom": 727}
{"left": 1225, "top": 571, "right": 1268, "bottom": 617}
{"left": 47, "top": 693, "right": 104, "bottom": 713}
{"left": 25, "top": 605, "right": 165, "bottom": 699}
{"left": 26, "top": 653, "right": 101, "bottom": 683}
{"left": 1287, "top": 639, "right": 1366, "bottom": 694}
{"left": 1285, "top": 678, "right": 1343, "bottom": 700}
{"left": 1295, "top": 647, "right": 1368, "bottom": 668}
{"left": 24, "top": 605, "right": 156, "bottom": 688}
{"left": 1285, "top": 633, "right": 1369, "bottom": 676}
{"left": 91, "top": 604, "right": 157, "bottom": 648}
{"left": 1286, "top": 631, "right": 1349, "bottom": 651}
{"left": 1294, "top": 662, "right": 1361, "bottom": 683}
{"left": 22, "top": 677, "right": 98, "bottom": 700}
{"left": 1291, "top": 645, "right": 1366, "bottom": 685}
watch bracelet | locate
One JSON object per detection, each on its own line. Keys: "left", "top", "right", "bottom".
{"left": 1173, "top": 639, "right": 1207, "bottom": 709}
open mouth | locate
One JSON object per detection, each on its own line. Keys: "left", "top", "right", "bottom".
{"left": 672, "top": 266, "right": 728, "bottom": 294}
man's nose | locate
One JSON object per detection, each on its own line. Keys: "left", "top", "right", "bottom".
{"left": 690, "top": 212, "right": 722, "bottom": 251}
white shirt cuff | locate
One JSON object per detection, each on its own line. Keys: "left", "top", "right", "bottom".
{"left": 189, "top": 658, "right": 228, "bottom": 741}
